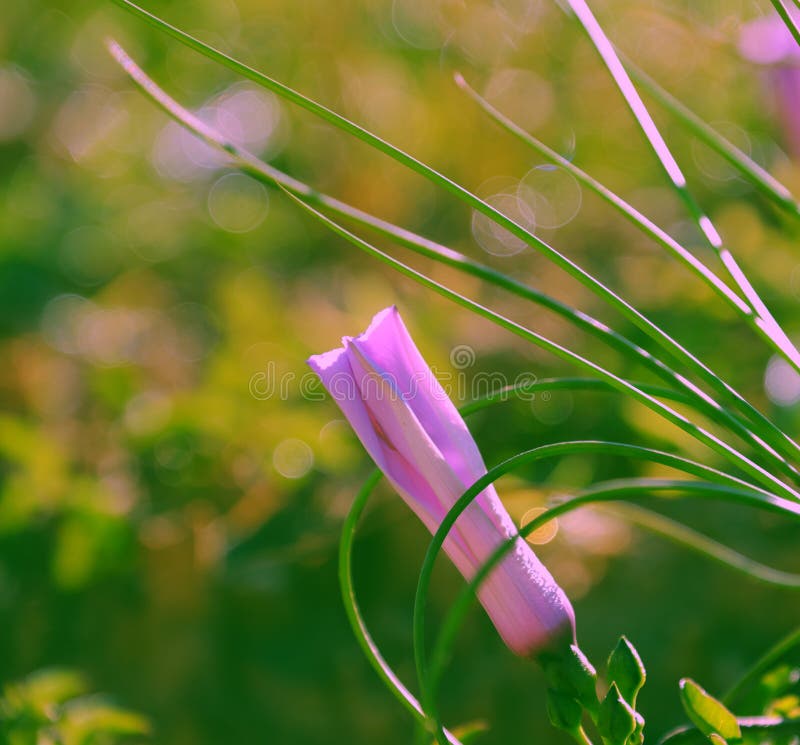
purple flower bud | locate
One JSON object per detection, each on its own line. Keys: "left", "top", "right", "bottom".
{"left": 308, "top": 306, "right": 576, "bottom": 656}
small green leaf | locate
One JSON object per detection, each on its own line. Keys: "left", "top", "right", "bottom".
{"left": 540, "top": 644, "right": 599, "bottom": 715}
{"left": 627, "top": 711, "right": 645, "bottom": 745}
{"left": 679, "top": 678, "right": 741, "bottom": 741}
{"left": 608, "top": 637, "right": 646, "bottom": 706}
{"left": 546, "top": 689, "right": 583, "bottom": 733}
{"left": 598, "top": 683, "right": 637, "bottom": 745}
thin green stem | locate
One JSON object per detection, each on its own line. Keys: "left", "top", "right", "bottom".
{"left": 108, "top": 1, "right": 800, "bottom": 476}
{"left": 562, "top": 0, "right": 800, "bottom": 372}
{"left": 426, "top": 477, "right": 800, "bottom": 734}
{"left": 454, "top": 71, "right": 800, "bottom": 471}
{"left": 281, "top": 184, "right": 800, "bottom": 502}
{"left": 106, "top": 38, "right": 800, "bottom": 483}
{"left": 460, "top": 376, "right": 686, "bottom": 415}
{"left": 453, "top": 73, "right": 749, "bottom": 314}
{"left": 622, "top": 62, "right": 800, "bottom": 217}
{"left": 338, "top": 470, "right": 466, "bottom": 745}
{"left": 413, "top": 442, "right": 783, "bottom": 704}
{"left": 604, "top": 502, "right": 800, "bottom": 588}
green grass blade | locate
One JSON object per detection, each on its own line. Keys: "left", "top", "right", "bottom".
{"left": 768, "top": 0, "right": 800, "bottom": 49}
{"left": 338, "top": 470, "right": 466, "bottom": 745}
{"left": 606, "top": 502, "right": 800, "bottom": 588}
{"left": 561, "top": 0, "right": 800, "bottom": 372}
{"left": 278, "top": 182, "right": 800, "bottom": 502}
{"left": 107, "top": 2, "right": 799, "bottom": 456}
{"left": 462, "top": 376, "right": 800, "bottom": 482}
{"left": 459, "top": 377, "right": 688, "bottom": 415}
{"left": 338, "top": 381, "right": 723, "bottom": 737}
{"left": 455, "top": 71, "right": 800, "bottom": 375}
{"left": 412, "top": 441, "right": 781, "bottom": 725}
{"left": 453, "top": 72, "right": 749, "bottom": 312}
{"left": 425, "top": 472, "right": 800, "bottom": 737}
{"left": 106, "top": 36, "right": 800, "bottom": 478}
{"left": 623, "top": 63, "right": 800, "bottom": 217}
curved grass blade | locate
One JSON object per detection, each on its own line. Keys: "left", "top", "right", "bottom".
{"left": 107, "top": 1, "right": 800, "bottom": 472}
{"left": 453, "top": 73, "right": 749, "bottom": 312}
{"left": 106, "top": 39, "right": 800, "bottom": 481}
{"left": 413, "top": 441, "right": 782, "bottom": 736}
{"left": 561, "top": 0, "right": 800, "bottom": 372}
{"left": 460, "top": 376, "right": 688, "bottom": 415}
{"left": 455, "top": 72, "right": 800, "bottom": 380}
{"left": 413, "top": 440, "right": 785, "bottom": 695}
{"left": 338, "top": 381, "right": 676, "bottom": 741}
{"left": 339, "top": 471, "right": 465, "bottom": 745}
{"left": 338, "top": 379, "right": 720, "bottom": 738}
{"left": 278, "top": 182, "right": 800, "bottom": 502}
{"left": 622, "top": 63, "right": 800, "bottom": 217}
{"left": 605, "top": 502, "right": 800, "bottom": 588}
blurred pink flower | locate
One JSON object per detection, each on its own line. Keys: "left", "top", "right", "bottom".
{"left": 740, "top": 12, "right": 800, "bottom": 158}
{"left": 308, "top": 306, "right": 575, "bottom": 656}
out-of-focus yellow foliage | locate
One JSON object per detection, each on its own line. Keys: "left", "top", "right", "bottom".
{"left": 1, "top": 0, "right": 799, "bottom": 743}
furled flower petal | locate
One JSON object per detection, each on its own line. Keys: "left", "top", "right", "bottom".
{"left": 308, "top": 306, "right": 576, "bottom": 656}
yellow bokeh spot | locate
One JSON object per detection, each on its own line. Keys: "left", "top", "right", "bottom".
{"left": 519, "top": 507, "right": 558, "bottom": 546}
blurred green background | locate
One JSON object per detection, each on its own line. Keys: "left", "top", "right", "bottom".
{"left": 1, "top": 0, "right": 799, "bottom": 743}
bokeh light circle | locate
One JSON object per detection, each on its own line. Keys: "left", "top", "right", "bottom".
{"left": 273, "top": 438, "right": 314, "bottom": 479}
{"left": 520, "top": 506, "right": 559, "bottom": 545}
{"left": 207, "top": 172, "right": 269, "bottom": 233}
{"left": 471, "top": 192, "right": 535, "bottom": 257}
{"left": 518, "top": 165, "right": 582, "bottom": 230}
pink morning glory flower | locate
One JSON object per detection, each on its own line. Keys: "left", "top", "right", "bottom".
{"left": 308, "top": 306, "right": 576, "bottom": 656}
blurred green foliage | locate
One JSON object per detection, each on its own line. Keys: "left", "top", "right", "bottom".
{"left": 1, "top": 0, "right": 800, "bottom": 743}
{"left": 0, "top": 669, "right": 149, "bottom": 745}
